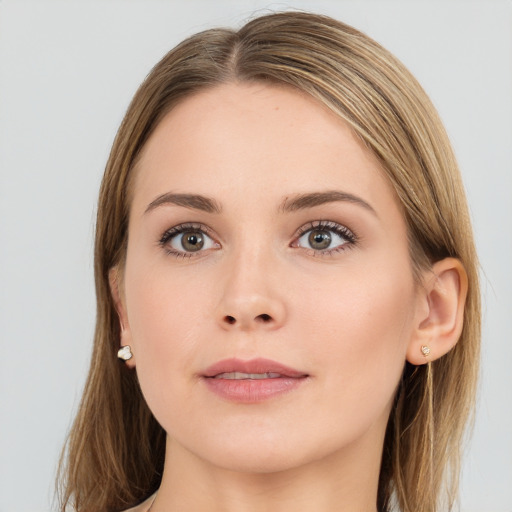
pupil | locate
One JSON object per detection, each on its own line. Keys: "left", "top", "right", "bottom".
{"left": 182, "top": 231, "right": 204, "bottom": 252}
{"left": 309, "top": 229, "right": 331, "bottom": 250}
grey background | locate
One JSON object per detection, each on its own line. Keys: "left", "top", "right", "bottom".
{"left": 1, "top": 1, "right": 511, "bottom": 510}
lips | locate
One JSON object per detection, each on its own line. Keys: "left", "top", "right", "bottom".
{"left": 202, "top": 358, "right": 309, "bottom": 403}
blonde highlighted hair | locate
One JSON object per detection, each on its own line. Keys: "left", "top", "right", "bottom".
{"left": 58, "top": 11, "right": 480, "bottom": 512}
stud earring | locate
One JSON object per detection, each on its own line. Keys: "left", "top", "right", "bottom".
{"left": 421, "top": 345, "right": 431, "bottom": 357}
{"left": 117, "top": 345, "right": 133, "bottom": 361}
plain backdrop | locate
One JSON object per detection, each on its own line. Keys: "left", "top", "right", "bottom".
{"left": 0, "top": 1, "right": 511, "bottom": 511}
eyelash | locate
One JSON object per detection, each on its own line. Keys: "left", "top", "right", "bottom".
{"left": 159, "top": 223, "right": 216, "bottom": 259}
{"left": 293, "top": 220, "right": 357, "bottom": 256}
{"left": 158, "top": 220, "right": 357, "bottom": 258}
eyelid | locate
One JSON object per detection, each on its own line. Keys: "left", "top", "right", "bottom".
{"left": 294, "top": 220, "right": 356, "bottom": 239}
{"left": 159, "top": 222, "right": 214, "bottom": 240}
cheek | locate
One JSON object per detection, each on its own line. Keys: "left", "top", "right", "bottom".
{"left": 123, "top": 261, "right": 211, "bottom": 405}
{"left": 299, "top": 262, "right": 414, "bottom": 344}
{"left": 295, "top": 263, "right": 415, "bottom": 411}
{"left": 125, "top": 242, "right": 212, "bottom": 338}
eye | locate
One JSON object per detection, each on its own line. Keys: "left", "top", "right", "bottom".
{"left": 171, "top": 230, "right": 211, "bottom": 252}
{"left": 160, "top": 223, "right": 218, "bottom": 257}
{"left": 294, "top": 221, "right": 356, "bottom": 253}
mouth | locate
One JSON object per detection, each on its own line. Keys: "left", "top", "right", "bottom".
{"left": 203, "top": 357, "right": 307, "bottom": 378}
{"left": 202, "top": 358, "right": 309, "bottom": 403}
{"left": 212, "top": 372, "right": 284, "bottom": 380}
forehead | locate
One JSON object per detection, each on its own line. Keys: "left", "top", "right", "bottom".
{"left": 131, "top": 82, "right": 399, "bottom": 216}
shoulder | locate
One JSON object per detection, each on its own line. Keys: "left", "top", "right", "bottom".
{"left": 120, "top": 493, "right": 156, "bottom": 512}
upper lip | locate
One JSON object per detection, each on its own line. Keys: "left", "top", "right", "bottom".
{"left": 202, "top": 358, "right": 308, "bottom": 378}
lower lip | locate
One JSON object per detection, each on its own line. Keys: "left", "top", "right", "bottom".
{"left": 203, "top": 376, "right": 307, "bottom": 403}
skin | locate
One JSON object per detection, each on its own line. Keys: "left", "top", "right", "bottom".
{"left": 112, "top": 83, "right": 466, "bottom": 512}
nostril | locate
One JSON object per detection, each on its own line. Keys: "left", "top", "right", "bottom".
{"left": 222, "top": 314, "right": 273, "bottom": 326}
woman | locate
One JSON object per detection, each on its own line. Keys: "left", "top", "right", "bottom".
{"left": 58, "top": 11, "right": 480, "bottom": 512}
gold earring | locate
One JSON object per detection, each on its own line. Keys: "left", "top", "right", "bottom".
{"left": 421, "top": 345, "right": 431, "bottom": 357}
{"left": 117, "top": 345, "right": 133, "bottom": 361}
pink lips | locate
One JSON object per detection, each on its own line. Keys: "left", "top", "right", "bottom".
{"left": 202, "top": 358, "right": 309, "bottom": 403}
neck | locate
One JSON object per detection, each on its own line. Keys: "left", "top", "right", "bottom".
{"left": 151, "top": 431, "right": 383, "bottom": 512}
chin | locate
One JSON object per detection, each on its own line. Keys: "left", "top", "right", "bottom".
{"left": 206, "top": 445, "right": 312, "bottom": 474}
{"left": 182, "top": 427, "right": 349, "bottom": 476}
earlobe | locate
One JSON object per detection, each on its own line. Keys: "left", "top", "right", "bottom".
{"left": 108, "top": 267, "right": 136, "bottom": 368}
{"left": 406, "top": 258, "right": 468, "bottom": 366}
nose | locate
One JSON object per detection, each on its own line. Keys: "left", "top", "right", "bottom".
{"left": 215, "top": 250, "right": 287, "bottom": 332}
{"left": 220, "top": 297, "right": 285, "bottom": 331}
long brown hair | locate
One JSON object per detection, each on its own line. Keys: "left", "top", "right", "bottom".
{"left": 58, "top": 11, "right": 480, "bottom": 512}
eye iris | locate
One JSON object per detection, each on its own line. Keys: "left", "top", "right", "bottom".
{"left": 181, "top": 231, "right": 204, "bottom": 252}
{"left": 308, "top": 229, "right": 331, "bottom": 250}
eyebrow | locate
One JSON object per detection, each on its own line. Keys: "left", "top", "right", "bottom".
{"left": 144, "top": 190, "right": 376, "bottom": 217}
{"left": 144, "top": 193, "right": 222, "bottom": 215}
{"left": 279, "top": 191, "right": 377, "bottom": 215}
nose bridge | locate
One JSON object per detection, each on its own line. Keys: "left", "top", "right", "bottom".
{"left": 216, "top": 235, "right": 286, "bottom": 331}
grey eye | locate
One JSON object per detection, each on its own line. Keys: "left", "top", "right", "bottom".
{"left": 307, "top": 229, "right": 332, "bottom": 250}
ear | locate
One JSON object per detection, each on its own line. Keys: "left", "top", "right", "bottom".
{"left": 406, "top": 257, "right": 468, "bottom": 365}
{"left": 109, "top": 266, "right": 136, "bottom": 368}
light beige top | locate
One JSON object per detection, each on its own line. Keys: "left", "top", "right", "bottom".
{"left": 122, "top": 492, "right": 156, "bottom": 512}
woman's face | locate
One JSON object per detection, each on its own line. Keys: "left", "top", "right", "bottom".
{"left": 118, "top": 83, "right": 425, "bottom": 473}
